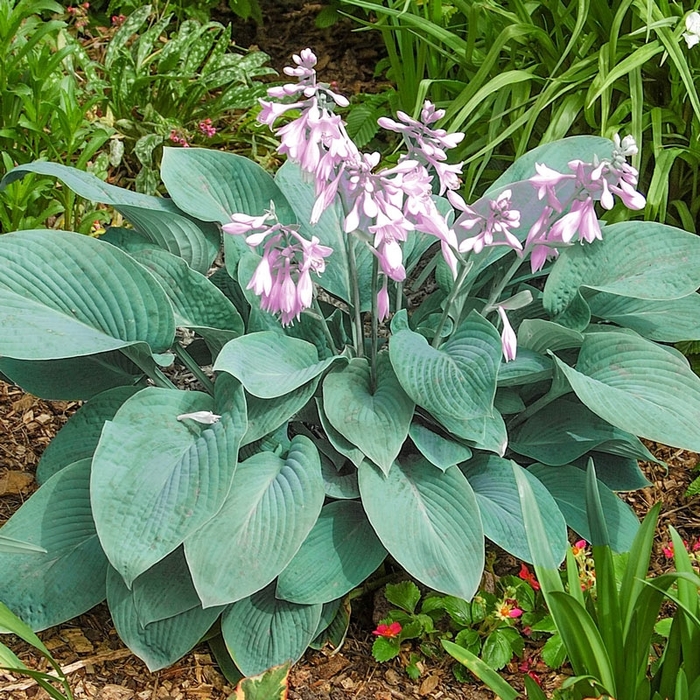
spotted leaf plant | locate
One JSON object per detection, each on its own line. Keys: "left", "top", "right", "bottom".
{"left": 1, "top": 48, "right": 700, "bottom": 680}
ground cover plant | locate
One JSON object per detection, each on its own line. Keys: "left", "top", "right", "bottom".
{"left": 339, "top": 0, "right": 700, "bottom": 229}
{"left": 0, "top": 47, "right": 700, "bottom": 688}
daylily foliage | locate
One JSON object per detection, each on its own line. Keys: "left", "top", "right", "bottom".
{"left": 0, "top": 47, "right": 699, "bottom": 681}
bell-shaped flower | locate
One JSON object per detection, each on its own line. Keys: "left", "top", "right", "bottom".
{"left": 497, "top": 306, "right": 517, "bottom": 362}
{"left": 683, "top": 12, "right": 700, "bottom": 49}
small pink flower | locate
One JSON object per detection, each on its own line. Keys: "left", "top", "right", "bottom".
{"left": 662, "top": 543, "right": 675, "bottom": 559}
{"left": 372, "top": 622, "right": 402, "bottom": 638}
{"left": 377, "top": 279, "right": 390, "bottom": 322}
{"left": 495, "top": 601, "right": 522, "bottom": 621}
{"left": 497, "top": 306, "right": 517, "bottom": 362}
{"left": 572, "top": 539, "right": 587, "bottom": 556}
{"left": 518, "top": 563, "right": 540, "bottom": 591}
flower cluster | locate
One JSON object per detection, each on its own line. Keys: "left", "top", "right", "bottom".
{"left": 222, "top": 205, "right": 332, "bottom": 325}
{"left": 571, "top": 539, "right": 596, "bottom": 592}
{"left": 198, "top": 118, "right": 217, "bottom": 138}
{"left": 169, "top": 130, "right": 190, "bottom": 148}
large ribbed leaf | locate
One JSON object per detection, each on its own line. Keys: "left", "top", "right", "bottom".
{"left": 460, "top": 456, "right": 567, "bottom": 564}
{"left": 274, "top": 161, "right": 373, "bottom": 309}
{"left": 0, "top": 230, "right": 175, "bottom": 360}
{"left": 510, "top": 397, "right": 656, "bottom": 467}
{"left": 107, "top": 566, "right": 223, "bottom": 672}
{"left": 0, "top": 351, "right": 143, "bottom": 402}
{"left": 130, "top": 247, "right": 244, "bottom": 339}
{"left": 358, "top": 457, "right": 484, "bottom": 599}
{"left": 0, "top": 161, "right": 219, "bottom": 274}
{"left": 553, "top": 331, "right": 700, "bottom": 452}
{"left": 322, "top": 355, "right": 413, "bottom": 474}
{"left": 389, "top": 311, "right": 501, "bottom": 420}
{"left": 92, "top": 386, "right": 246, "bottom": 586}
{"left": 588, "top": 292, "right": 700, "bottom": 342}
{"left": 242, "top": 379, "right": 319, "bottom": 446}
{"left": 185, "top": 435, "right": 325, "bottom": 606}
{"left": 528, "top": 463, "right": 639, "bottom": 552}
{"left": 0, "top": 459, "right": 108, "bottom": 630}
{"left": 37, "top": 386, "right": 140, "bottom": 484}
{"left": 160, "top": 147, "right": 296, "bottom": 225}
{"left": 408, "top": 422, "right": 472, "bottom": 472}
{"left": 544, "top": 222, "right": 700, "bottom": 316}
{"left": 215, "top": 331, "right": 343, "bottom": 398}
{"left": 221, "top": 584, "right": 322, "bottom": 677}
{"left": 276, "top": 500, "right": 387, "bottom": 604}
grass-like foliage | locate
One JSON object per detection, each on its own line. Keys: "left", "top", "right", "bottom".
{"left": 0, "top": 48, "right": 699, "bottom": 683}
{"left": 341, "top": 0, "right": 700, "bottom": 227}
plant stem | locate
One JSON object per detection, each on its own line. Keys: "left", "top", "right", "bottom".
{"left": 311, "top": 297, "right": 339, "bottom": 354}
{"left": 370, "top": 256, "right": 379, "bottom": 393}
{"left": 431, "top": 258, "right": 473, "bottom": 349}
{"left": 346, "top": 234, "right": 364, "bottom": 358}
{"left": 481, "top": 254, "right": 525, "bottom": 317}
{"left": 173, "top": 342, "right": 215, "bottom": 395}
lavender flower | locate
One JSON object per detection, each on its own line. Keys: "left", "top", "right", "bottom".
{"left": 497, "top": 306, "right": 517, "bottom": 362}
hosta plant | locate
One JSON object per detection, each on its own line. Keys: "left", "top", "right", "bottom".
{"left": 1, "top": 49, "right": 700, "bottom": 679}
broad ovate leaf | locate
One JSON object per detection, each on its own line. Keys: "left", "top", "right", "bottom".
{"left": 221, "top": 584, "right": 322, "bottom": 677}
{"left": 389, "top": 311, "right": 501, "bottom": 420}
{"left": 322, "top": 355, "right": 413, "bottom": 474}
{"left": 0, "top": 459, "right": 108, "bottom": 630}
{"left": 92, "top": 387, "right": 246, "bottom": 586}
{"left": 107, "top": 566, "right": 223, "bottom": 672}
{"left": 215, "top": 331, "right": 343, "bottom": 398}
{"left": 276, "top": 500, "right": 387, "bottom": 604}
{"left": 359, "top": 457, "right": 484, "bottom": 600}
{"left": 544, "top": 222, "right": 700, "bottom": 317}
{"left": 185, "top": 435, "right": 325, "bottom": 606}
{"left": 460, "top": 455, "right": 567, "bottom": 564}
{"left": 553, "top": 331, "right": 700, "bottom": 452}
{"left": 0, "top": 230, "right": 175, "bottom": 360}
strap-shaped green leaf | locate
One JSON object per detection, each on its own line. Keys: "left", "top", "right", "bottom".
{"left": 359, "top": 457, "right": 484, "bottom": 600}
{"left": 275, "top": 500, "right": 387, "bottom": 604}
{"left": 0, "top": 230, "right": 175, "bottom": 360}
{"left": 553, "top": 331, "right": 700, "bottom": 452}
{"left": 389, "top": 311, "right": 501, "bottom": 420}
{"left": 92, "top": 386, "right": 246, "bottom": 586}
{"left": 0, "top": 459, "right": 108, "bottom": 630}
{"left": 323, "top": 356, "right": 414, "bottom": 474}
{"left": 185, "top": 435, "right": 325, "bottom": 606}
{"left": 221, "top": 584, "right": 322, "bottom": 677}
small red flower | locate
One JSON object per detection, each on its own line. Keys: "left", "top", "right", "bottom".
{"left": 518, "top": 562, "right": 540, "bottom": 591}
{"left": 372, "top": 622, "right": 402, "bottom": 638}
{"left": 662, "top": 543, "right": 674, "bottom": 559}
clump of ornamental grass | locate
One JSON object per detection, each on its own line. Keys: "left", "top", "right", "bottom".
{"left": 0, "top": 48, "right": 699, "bottom": 681}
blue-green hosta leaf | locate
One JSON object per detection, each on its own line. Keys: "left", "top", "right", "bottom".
{"left": 107, "top": 566, "right": 223, "bottom": 672}
{"left": 0, "top": 230, "right": 175, "bottom": 360}
{"left": 358, "top": 457, "right": 484, "bottom": 600}
{"left": 215, "top": 331, "right": 343, "bottom": 399}
{"left": 321, "top": 459, "right": 360, "bottom": 499}
{"left": 185, "top": 435, "right": 325, "bottom": 606}
{"left": 131, "top": 548, "right": 202, "bottom": 627}
{"left": 160, "top": 147, "right": 296, "bottom": 225}
{"left": 496, "top": 349, "right": 552, "bottom": 387}
{"left": 432, "top": 409, "right": 508, "bottom": 456}
{"left": 487, "top": 137, "right": 615, "bottom": 193}
{"left": 130, "top": 248, "right": 244, "bottom": 338}
{"left": 588, "top": 292, "right": 700, "bottom": 342}
{"left": 0, "top": 535, "right": 46, "bottom": 554}
{"left": 276, "top": 500, "right": 387, "bottom": 604}
{"left": 553, "top": 331, "right": 700, "bottom": 452}
{"left": 389, "top": 311, "right": 501, "bottom": 420}
{"left": 322, "top": 355, "right": 413, "bottom": 474}
{"left": 409, "top": 422, "right": 472, "bottom": 472}
{"left": 92, "top": 386, "right": 246, "bottom": 586}
{"left": 243, "top": 379, "right": 319, "bottom": 446}
{"left": 221, "top": 584, "right": 322, "bottom": 677}
{"left": 510, "top": 397, "right": 655, "bottom": 467}
{"left": 0, "top": 161, "right": 219, "bottom": 274}
{"left": 570, "top": 452, "right": 651, "bottom": 491}
{"left": 316, "top": 399, "right": 365, "bottom": 468}
{"left": 274, "top": 161, "right": 373, "bottom": 309}
{"left": 517, "top": 319, "right": 584, "bottom": 353}
{"left": 527, "top": 463, "right": 639, "bottom": 552}
{"left": 0, "top": 459, "right": 108, "bottom": 630}
{"left": 544, "top": 222, "right": 700, "bottom": 317}
{"left": 460, "top": 456, "right": 567, "bottom": 565}
{"left": 37, "top": 386, "right": 140, "bottom": 484}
